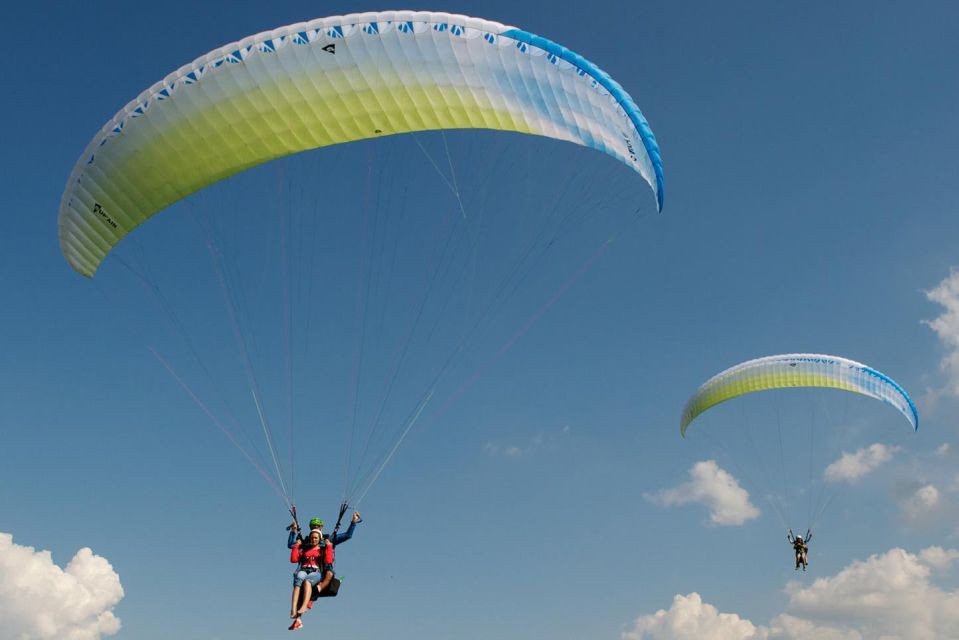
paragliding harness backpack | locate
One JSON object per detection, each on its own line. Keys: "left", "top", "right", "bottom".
{"left": 314, "top": 538, "right": 340, "bottom": 599}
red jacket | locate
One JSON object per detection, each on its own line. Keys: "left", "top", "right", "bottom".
{"left": 290, "top": 541, "right": 333, "bottom": 570}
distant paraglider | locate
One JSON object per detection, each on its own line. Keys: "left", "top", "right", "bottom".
{"left": 787, "top": 528, "right": 811, "bottom": 571}
{"left": 679, "top": 353, "right": 917, "bottom": 569}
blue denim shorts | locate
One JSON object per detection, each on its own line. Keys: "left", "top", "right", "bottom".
{"left": 293, "top": 568, "right": 324, "bottom": 587}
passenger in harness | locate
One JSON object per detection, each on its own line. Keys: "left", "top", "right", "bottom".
{"left": 288, "top": 527, "right": 329, "bottom": 629}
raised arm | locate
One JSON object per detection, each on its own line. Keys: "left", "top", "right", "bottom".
{"left": 333, "top": 512, "right": 361, "bottom": 546}
{"left": 333, "top": 521, "right": 356, "bottom": 546}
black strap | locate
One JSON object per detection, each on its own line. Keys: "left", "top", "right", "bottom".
{"left": 331, "top": 502, "right": 349, "bottom": 541}
{"left": 286, "top": 505, "right": 302, "bottom": 544}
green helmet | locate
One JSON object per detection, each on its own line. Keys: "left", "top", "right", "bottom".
{"left": 309, "top": 517, "right": 323, "bottom": 529}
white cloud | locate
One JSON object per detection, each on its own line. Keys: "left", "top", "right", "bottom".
{"left": 924, "top": 269, "right": 959, "bottom": 396}
{"left": 625, "top": 546, "right": 959, "bottom": 640}
{"left": 823, "top": 443, "right": 899, "bottom": 483}
{"left": 621, "top": 594, "right": 860, "bottom": 640}
{"left": 646, "top": 460, "right": 760, "bottom": 526}
{"left": 782, "top": 547, "right": 959, "bottom": 639}
{"left": 0, "top": 532, "right": 123, "bottom": 640}
{"left": 623, "top": 592, "right": 759, "bottom": 640}
{"left": 918, "top": 546, "right": 959, "bottom": 571}
{"left": 937, "top": 443, "right": 951, "bottom": 457}
{"left": 901, "top": 484, "right": 941, "bottom": 522}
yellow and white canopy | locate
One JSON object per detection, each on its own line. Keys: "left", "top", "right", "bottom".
{"left": 680, "top": 354, "right": 919, "bottom": 437}
{"left": 58, "top": 10, "right": 665, "bottom": 277}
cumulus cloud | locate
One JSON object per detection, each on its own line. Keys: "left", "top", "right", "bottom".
{"left": 623, "top": 592, "right": 759, "bottom": 640}
{"left": 646, "top": 460, "right": 760, "bottom": 526}
{"left": 900, "top": 484, "right": 941, "bottom": 522}
{"left": 621, "top": 594, "right": 859, "bottom": 640}
{"left": 925, "top": 269, "right": 959, "bottom": 396}
{"left": 823, "top": 443, "right": 899, "bottom": 483}
{"left": 918, "top": 546, "right": 959, "bottom": 571}
{"left": 625, "top": 546, "right": 959, "bottom": 640}
{"left": 0, "top": 532, "right": 123, "bottom": 640}
{"left": 937, "top": 443, "right": 951, "bottom": 457}
{"left": 782, "top": 546, "right": 959, "bottom": 639}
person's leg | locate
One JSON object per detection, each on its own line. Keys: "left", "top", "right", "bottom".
{"left": 291, "top": 572, "right": 305, "bottom": 618}
{"left": 318, "top": 569, "right": 334, "bottom": 593}
{"left": 290, "top": 585, "right": 300, "bottom": 618}
{"left": 291, "top": 586, "right": 301, "bottom": 617}
{"left": 298, "top": 581, "right": 313, "bottom": 614}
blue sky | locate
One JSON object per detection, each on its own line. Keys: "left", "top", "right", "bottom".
{"left": 2, "top": 1, "right": 959, "bottom": 639}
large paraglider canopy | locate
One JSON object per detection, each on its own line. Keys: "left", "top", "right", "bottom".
{"left": 59, "top": 10, "right": 664, "bottom": 277}
{"left": 58, "top": 11, "right": 665, "bottom": 516}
